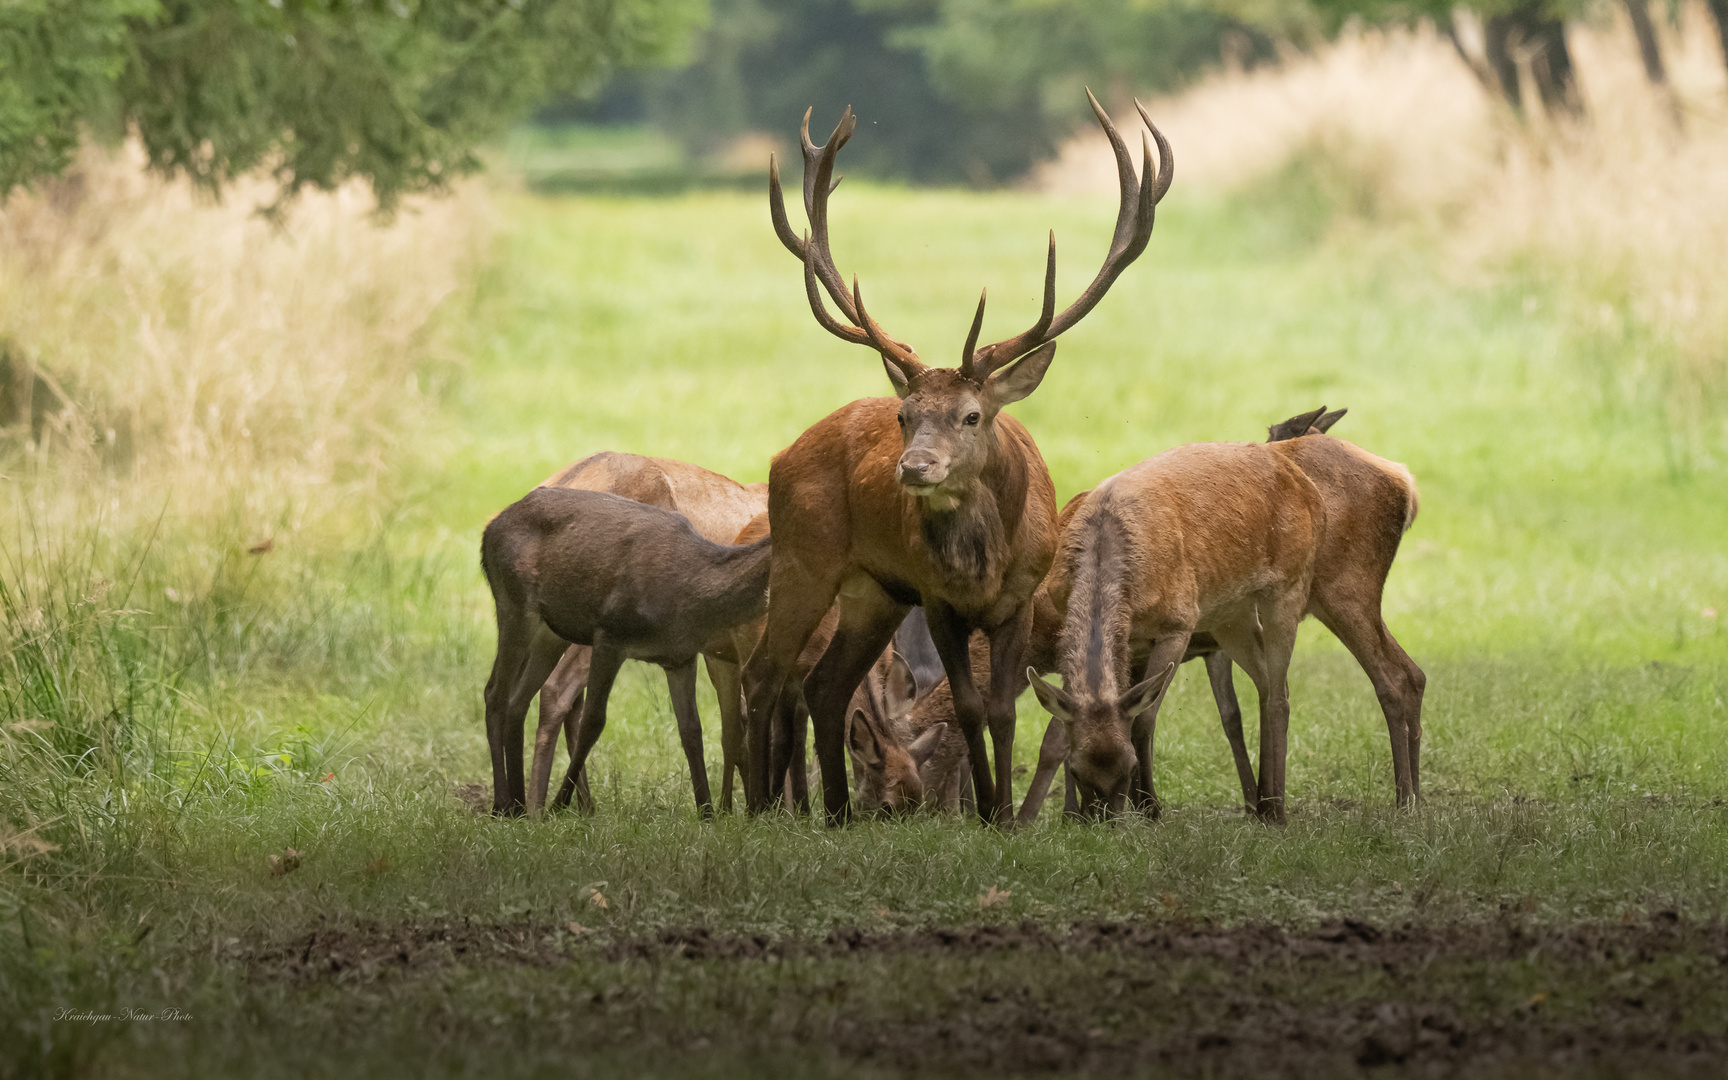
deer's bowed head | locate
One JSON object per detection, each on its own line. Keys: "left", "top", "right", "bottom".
{"left": 768, "top": 93, "right": 1173, "bottom": 509}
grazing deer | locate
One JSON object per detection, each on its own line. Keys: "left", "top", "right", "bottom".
{"left": 481, "top": 488, "right": 771, "bottom": 818}
{"left": 513, "top": 452, "right": 767, "bottom": 816}
{"left": 854, "top": 407, "right": 1354, "bottom": 819}
{"left": 742, "top": 92, "right": 1173, "bottom": 824}
{"left": 1027, "top": 430, "right": 1420, "bottom": 823}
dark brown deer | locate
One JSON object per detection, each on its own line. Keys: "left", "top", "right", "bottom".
{"left": 1027, "top": 431, "right": 1420, "bottom": 823}
{"left": 517, "top": 452, "right": 767, "bottom": 815}
{"left": 742, "top": 92, "right": 1172, "bottom": 823}
{"left": 481, "top": 487, "right": 771, "bottom": 817}
{"left": 854, "top": 407, "right": 1353, "bottom": 818}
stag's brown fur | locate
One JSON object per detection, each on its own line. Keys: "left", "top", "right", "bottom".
{"left": 524, "top": 452, "right": 766, "bottom": 815}
{"left": 481, "top": 488, "right": 771, "bottom": 817}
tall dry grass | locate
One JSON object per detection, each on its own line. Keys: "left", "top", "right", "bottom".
{"left": 1042, "top": 6, "right": 1728, "bottom": 455}
{"left": 0, "top": 143, "right": 493, "bottom": 518}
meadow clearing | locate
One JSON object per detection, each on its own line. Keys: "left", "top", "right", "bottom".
{"left": 6, "top": 14, "right": 1728, "bottom": 1079}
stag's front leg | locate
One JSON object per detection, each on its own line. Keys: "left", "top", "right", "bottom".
{"left": 924, "top": 602, "right": 994, "bottom": 824}
{"left": 984, "top": 608, "right": 1034, "bottom": 825}
{"left": 1014, "top": 715, "right": 1068, "bottom": 827}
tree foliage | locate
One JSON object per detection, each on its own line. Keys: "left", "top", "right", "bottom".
{"left": 638, "top": 0, "right": 1302, "bottom": 185}
{"left": 1, "top": 0, "right": 704, "bottom": 207}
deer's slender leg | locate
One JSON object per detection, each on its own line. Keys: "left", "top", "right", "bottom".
{"left": 485, "top": 619, "right": 571, "bottom": 816}
{"left": 530, "top": 645, "right": 590, "bottom": 815}
{"left": 1313, "top": 602, "right": 1425, "bottom": 808}
{"left": 1015, "top": 715, "right": 1069, "bottom": 826}
{"left": 1216, "top": 602, "right": 1300, "bottom": 825}
{"left": 741, "top": 563, "right": 841, "bottom": 814}
{"left": 1204, "top": 650, "right": 1259, "bottom": 814}
{"left": 664, "top": 657, "right": 713, "bottom": 817}
{"left": 984, "top": 608, "right": 1034, "bottom": 826}
{"left": 924, "top": 603, "right": 995, "bottom": 824}
{"left": 706, "top": 654, "right": 744, "bottom": 813}
{"left": 558, "top": 641, "right": 625, "bottom": 814}
{"left": 801, "top": 577, "right": 906, "bottom": 825}
{"left": 1126, "top": 632, "right": 1192, "bottom": 820}
{"left": 783, "top": 701, "right": 811, "bottom": 814}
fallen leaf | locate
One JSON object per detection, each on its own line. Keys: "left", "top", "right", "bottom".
{"left": 566, "top": 921, "right": 591, "bottom": 935}
{"left": 247, "top": 538, "right": 275, "bottom": 555}
{"left": 268, "top": 847, "right": 304, "bottom": 878}
{"left": 590, "top": 890, "right": 609, "bottom": 910}
{"left": 363, "top": 856, "right": 389, "bottom": 875}
{"left": 320, "top": 773, "right": 336, "bottom": 783}
{"left": 977, "top": 885, "right": 1011, "bottom": 908}
{"left": 873, "top": 907, "right": 890, "bottom": 918}
{"left": 1391, "top": 880, "right": 1404, "bottom": 894}
{"left": 1703, "top": 607, "right": 1718, "bottom": 619}
{"left": 1528, "top": 991, "right": 1549, "bottom": 1006}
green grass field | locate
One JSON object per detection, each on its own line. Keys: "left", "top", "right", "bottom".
{"left": 5, "top": 172, "right": 1728, "bottom": 1078}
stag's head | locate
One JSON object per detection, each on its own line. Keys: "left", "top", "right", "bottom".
{"left": 769, "top": 95, "right": 1173, "bottom": 507}
{"left": 1027, "top": 663, "right": 1173, "bottom": 818}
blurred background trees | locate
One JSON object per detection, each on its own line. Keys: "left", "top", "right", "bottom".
{"left": 5, "top": 0, "right": 1728, "bottom": 198}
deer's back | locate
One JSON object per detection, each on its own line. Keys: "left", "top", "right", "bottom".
{"left": 1271, "top": 436, "right": 1417, "bottom": 594}
{"left": 541, "top": 451, "right": 766, "bottom": 545}
{"left": 1073, "top": 442, "right": 1324, "bottom": 631}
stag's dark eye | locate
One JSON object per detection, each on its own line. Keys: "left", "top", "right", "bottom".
{"left": 963, "top": 412, "right": 981, "bottom": 427}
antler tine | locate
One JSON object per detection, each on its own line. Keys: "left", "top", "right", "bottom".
{"left": 769, "top": 153, "right": 807, "bottom": 260}
{"left": 973, "top": 91, "right": 1172, "bottom": 373}
{"left": 802, "top": 107, "right": 861, "bottom": 323}
{"left": 958, "top": 289, "right": 988, "bottom": 377}
{"left": 801, "top": 233, "right": 873, "bottom": 347}
{"left": 851, "top": 275, "right": 924, "bottom": 378}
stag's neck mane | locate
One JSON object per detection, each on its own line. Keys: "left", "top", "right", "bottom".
{"left": 911, "top": 415, "right": 1033, "bottom": 584}
{"left": 1057, "top": 493, "right": 1135, "bottom": 706}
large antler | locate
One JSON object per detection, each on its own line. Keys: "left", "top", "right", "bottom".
{"left": 961, "top": 91, "right": 1174, "bottom": 382}
{"left": 770, "top": 107, "right": 925, "bottom": 381}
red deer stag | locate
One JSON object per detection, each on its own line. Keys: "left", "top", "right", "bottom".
{"left": 482, "top": 488, "right": 771, "bottom": 818}
{"left": 743, "top": 93, "right": 1172, "bottom": 823}
{"left": 1027, "top": 431, "right": 1420, "bottom": 823}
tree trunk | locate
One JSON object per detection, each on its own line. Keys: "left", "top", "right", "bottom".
{"left": 1623, "top": 0, "right": 1667, "bottom": 85}
{"left": 1521, "top": 5, "right": 1583, "bottom": 119}
{"left": 1483, "top": 14, "right": 1525, "bottom": 113}
{"left": 1707, "top": 0, "right": 1728, "bottom": 76}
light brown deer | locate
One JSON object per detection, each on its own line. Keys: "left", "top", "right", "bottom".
{"left": 481, "top": 487, "right": 772, "bottom": 818}
{"left": 853, "top": 407, "right": 1353, "bottom": 818}
{"left": 1027, "top": 432, "right": 1420, "bottom": 823}
{"left": 740, "top": 93, "right": 1172, "bottom": 824}
{"left": 519, "top": 452, "right": 767, "bottom": 816}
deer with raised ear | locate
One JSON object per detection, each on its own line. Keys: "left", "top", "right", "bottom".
{"left": 741, "top": 92, "right": 1173, "bottom": 823}
{"left": 1026, "top": 422, "right": 1420, "bottom": 823}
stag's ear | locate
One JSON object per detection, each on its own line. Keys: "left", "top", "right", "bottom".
{"left": 907, "top": 722, "right": 947, "bottom": 767}
{"left": 1315, "top": 407, "right": 1347, "bottom": 433}
{"left": 847, "top": 708, "right": 884, "bottom": 767}
{"left": 882, "top": 356, "right": 912, "bottom": 398}
{"left": 1118, "top": 662, "right": 1176, "bottom": 719}
{"left": 984, "top": 341, "right": 1057, "bottom": 408}
{"left": 1027, "top": 668, "right": 1073, "bottom": 720}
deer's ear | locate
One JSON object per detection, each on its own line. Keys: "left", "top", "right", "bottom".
{"left": 1315, "top": 407, "right": 1347, "bottom": 433}
{"left": 1118, "top": 662, "right": 1175, "bottom": 719}
{"left": 848, "top": 708, "right": 884, "bottom": 767}
{"left": 883, "top": 650, "right": 917, "bottom": 720}
{"left": 984, "top": 341, "right": 1057, "bottom": 408}
{"left": 1027, "top": 668, "right": 1073, "bottom": 720}
{"left": 907, "top": 722, "right": 946, "bottom": 767}
{"left": 1267, "top": 406, "right": 1326, "bottom": 442}
{"left": 882, "top": 355, "right": 912, "bottom": 398}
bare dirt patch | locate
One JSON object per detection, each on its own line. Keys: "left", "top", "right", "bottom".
{"left": 245, "top": 915, "right": 1728, "bottom": 1077}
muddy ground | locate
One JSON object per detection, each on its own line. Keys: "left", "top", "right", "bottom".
{"left": 242, "top": 914, "right": 1728, "bottom": 1078}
